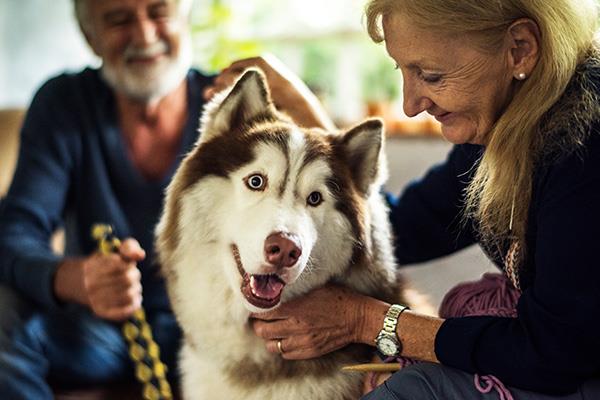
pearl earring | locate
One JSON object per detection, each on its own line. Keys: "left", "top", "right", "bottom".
{"left": 517, "top": 72, "right": 527, "bottom": 80}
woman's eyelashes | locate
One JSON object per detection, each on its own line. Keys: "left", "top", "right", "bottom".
{"left": 420, "top": 72, "right": 443, "bottom": 84}
{"left": 394, "top": 64, "right": 443, "bottom": 84}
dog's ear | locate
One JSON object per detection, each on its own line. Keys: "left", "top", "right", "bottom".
{"left": 200, "top": 69, "right": 276, "bottom": 142}
{"left": 339, "top": 118, "right": 387, "bottom": 195}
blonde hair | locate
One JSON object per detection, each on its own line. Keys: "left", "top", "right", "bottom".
{"left": 366, "top": 0, "right": 599, "bottom": 253}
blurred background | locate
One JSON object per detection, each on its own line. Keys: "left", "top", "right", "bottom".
{"left": 0, "top": 0, "right": 495, "bottom": 311}
{"left": 0, "top": 0, "right": 441, "bottom": 133}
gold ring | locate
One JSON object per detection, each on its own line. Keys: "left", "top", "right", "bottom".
{"left": 277, "top": 340, "right": 283, "bottom": 354}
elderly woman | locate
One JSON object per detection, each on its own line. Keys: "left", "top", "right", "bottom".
{"left": 206, "top": 0, "right": 600, "bottom": 398}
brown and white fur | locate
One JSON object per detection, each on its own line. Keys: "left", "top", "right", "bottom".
{"left": 155, "top": 70, "right": 404, "bottom": 400}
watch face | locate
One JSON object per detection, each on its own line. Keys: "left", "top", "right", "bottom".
{"left": 377, "top": 336, "right": 399, "bottom": 356}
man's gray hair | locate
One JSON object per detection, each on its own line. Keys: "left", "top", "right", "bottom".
{"left": 73, "top": 0, "right": 193, "bottom": 33}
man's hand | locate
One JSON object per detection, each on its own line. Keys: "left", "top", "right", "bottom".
{"left": 54, "top": 238, "right": 145, "bottom": 321}
{"left": 250, "top": 285, "right": 376, "bottom": 360}
{"left": 203, "top": 54, "right": 335, "bottom": 130}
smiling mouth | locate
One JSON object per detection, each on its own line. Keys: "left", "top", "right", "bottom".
{"left": 434, "top": 112, "right": 452, "bottom": 123}
{"left": 231, "top": 244, "right": 286, "bottom": 309}
{"left": 127, "top": 54, "right": 164, "bottom": 65}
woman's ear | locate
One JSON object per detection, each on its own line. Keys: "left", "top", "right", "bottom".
{"left": 507, "top": 18, "right": 540, "bottom": 80}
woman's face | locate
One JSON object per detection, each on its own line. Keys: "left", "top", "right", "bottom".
{"left": 383, "top": 13, "right": 515, "bottom": 145}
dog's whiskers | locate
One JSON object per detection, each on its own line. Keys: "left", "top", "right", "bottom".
{"left": 304, "top": 256, "right": 317, "bottom": 273}
{"left": 293, "top": 256, "right": 318, "bottom": 283}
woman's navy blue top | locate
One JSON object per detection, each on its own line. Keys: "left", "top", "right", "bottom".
{"left": 390, "top": 133, "right": 600, "bottom": 393}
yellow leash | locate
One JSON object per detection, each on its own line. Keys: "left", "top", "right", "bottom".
{"left": 91, "top": 224, "right": 173, "bottom": 400}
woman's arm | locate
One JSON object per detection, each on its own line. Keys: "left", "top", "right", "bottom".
{"left": 389, "top": 144, "right": 482, "bottom": 265}
{"left": 251, "top": 285, "right": 443, "bottom": 363}
{"left": 360, "top": 296, "right": 443, "bottom": 363}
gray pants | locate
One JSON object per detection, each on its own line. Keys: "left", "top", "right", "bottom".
{"left": 361, "top": 363, "right": 600, "bottom": 400}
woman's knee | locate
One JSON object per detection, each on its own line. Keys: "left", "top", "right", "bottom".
{"left": 362, "top": 363, "right": 446, "bottom": 400}
{"left": 386, "top": 363, "right": 443, "bottom": 399}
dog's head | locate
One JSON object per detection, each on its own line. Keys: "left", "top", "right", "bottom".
{"left": 157, "top": 70, "right": 386, "bottom": 314}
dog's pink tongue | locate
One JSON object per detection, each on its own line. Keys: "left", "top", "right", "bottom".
{"left": 250, "top": 275, "right": 285, "bottom": 300}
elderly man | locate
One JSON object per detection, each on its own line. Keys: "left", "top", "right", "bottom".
{"left": 0, "top": 0, "right": 212, "bottom": 398}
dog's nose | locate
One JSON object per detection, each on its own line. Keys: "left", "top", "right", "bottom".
{"left": 264, "top": 232, "right": 302, "bottom": 268}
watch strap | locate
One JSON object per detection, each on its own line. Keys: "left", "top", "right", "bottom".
{"left": 382, "top": 304, "right": 406, "bottom": 335}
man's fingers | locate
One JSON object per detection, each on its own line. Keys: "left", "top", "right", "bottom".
{"left": 92, "top": 287, "right": 143, "bottom": 321}
{"left": 119, "top": 238, "right": 145, "bottom": 261}
{"left": 112, "top": 287, "right": 143, "bottom": 309}
{"left": 202, "top": 87, "right": 214, "bottom": 100}
{"left": 85, "top": 260, "right": 142, "bottom": 321}
{"left": 203, "top": 57, "right": 268, "bottom": 102}
{"left": 83, "top": 241, "right": 144, "bottom": 322}
{"left": 124, "top": 264, "right": 142, "bottom": 284}
{"left": 202, "top": 84, "right": 229, "bottom": 101}
{"left": 88, "top": 261, "right": 141, "bottom": 287}
{"left": 102, "top": 302, "right": 142, "bottom": 322}
{"left": 213, "top": 71, "right": 236, "bottom": 86}
{"left": 90, "top": 280, "right": 142, "bottom": 305}
{"left": 227, "top": 57, "right": 263, "bottom": 71}
{"left": 203, "top": 74, "right": 241, "bottom": 101}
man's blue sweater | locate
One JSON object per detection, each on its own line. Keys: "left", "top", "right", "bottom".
{"left": 0, "top": 68, "right": 212, "bottom": 311}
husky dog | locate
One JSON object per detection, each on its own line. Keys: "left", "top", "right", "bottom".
{"left": 155, "top": 70, "right": 403, "bottom": 400}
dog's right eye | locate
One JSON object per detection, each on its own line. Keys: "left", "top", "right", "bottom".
{"left": 307, "top": 191, "right": 323, "bottom": 207}
{"left": 245, "top": 174, "right": 267, "bottom": 191}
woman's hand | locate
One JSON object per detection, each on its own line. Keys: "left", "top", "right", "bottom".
{"left": 203, "top": 54, "right": 335, "bottom": 130}
{"left": 251, "top": 283, "right": 443, "bottom": 364}
{"left": 250, "top": 285, "right": 382, "bottom": 360}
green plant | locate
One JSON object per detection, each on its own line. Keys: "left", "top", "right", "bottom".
{"left": 298, "top": 40, "right": 337, "bottom": 95}
{"left": 190, "top": 1, "right": 263, "bottom": 72}
{"left": 360, "top": 41, "right": 401, "bottom": 103}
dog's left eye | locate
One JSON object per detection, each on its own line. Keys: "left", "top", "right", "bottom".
{"left": 307, "top": 191, "right": 323, "bottom": 207}
{"left": 245, "top": 174, "right": 267, "bottom": 191}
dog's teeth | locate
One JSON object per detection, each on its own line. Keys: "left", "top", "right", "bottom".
{"left": 249, "top": 276, "right": 258, "bottom": 296}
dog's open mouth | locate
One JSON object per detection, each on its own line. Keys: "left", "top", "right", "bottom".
{"left": 231, "top": 244, "right": 286, "bottom": 309}
{"left": 242, "top": 274, "right": 285, "bottom": 308}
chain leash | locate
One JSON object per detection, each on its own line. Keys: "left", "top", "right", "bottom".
{"left": 91, "top": 224, "right": 173, "bottom": 400}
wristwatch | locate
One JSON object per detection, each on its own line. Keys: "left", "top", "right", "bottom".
{"left": 375, "top": 304, "right": 408, "bottom": 357}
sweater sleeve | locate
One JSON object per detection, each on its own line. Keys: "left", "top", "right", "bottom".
{"left": 0, "top": 77, "right": 77, "bottom": 309}
{"left": 388, "top": 144, "right": 480, "bottom": 265}
{"left": 435, "top": 133, "right": 600, "bottom": 395}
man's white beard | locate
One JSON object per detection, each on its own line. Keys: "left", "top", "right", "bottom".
{"left": 101, "top": 33, "right": 193, "bottom": 103}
